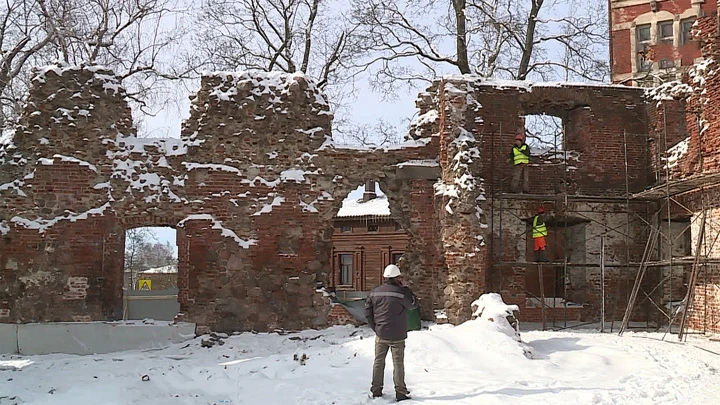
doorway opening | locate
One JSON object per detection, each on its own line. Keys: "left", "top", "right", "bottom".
{"left": 123, "top": 226, "right": 179, "bottom": 321}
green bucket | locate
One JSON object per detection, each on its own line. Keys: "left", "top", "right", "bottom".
{"left": 407, "top": 307, "right": 421, "bottom": 331}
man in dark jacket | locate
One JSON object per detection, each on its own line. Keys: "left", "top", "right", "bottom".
{"left": 365, "top": 264, "right": 418, "bottom": 402}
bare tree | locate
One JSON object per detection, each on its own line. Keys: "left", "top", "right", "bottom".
{"left": 352, "top": 0, "right": 609, "bottom": 96}
{"left": 125, "top": 227, "right": 155, "bottom": 289}
{"left": 191, "top": 0, "right": 363, "bottom": 91}
{"left": 0, "top": 0, "right": 190, "bottom": 131}
{"left": 334, "top": 117, "right": 403, "bottom": 146}
{"left": 41, "top": 0, "right": 191, "bottom": 112}
{"left": 0, "top": 0, "right": 56, "bottom": 129}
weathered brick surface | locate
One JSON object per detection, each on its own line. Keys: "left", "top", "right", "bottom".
{"left": 0, "top": 65, "right": 443, "bottom": 331}
{"left": 5, "top": 60, "right": 716, "bottom": 332}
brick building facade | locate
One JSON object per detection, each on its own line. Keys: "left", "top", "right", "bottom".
{"left": 610, "top": 0, "right": 717, "bottom": 86}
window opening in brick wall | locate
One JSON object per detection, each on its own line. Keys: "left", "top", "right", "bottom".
{"left": 391, "top": 252, "right": 404, "bottom": 264}
{"left": 338, "top": 253, "right": 353, "bottom": 286}
{"left": 523, "top": 114, "right": 564, "bottom": 152}
{"left": 681, "top": 18, "right": 695, "bottom": 45}
{"left": 660, "top": 218, "right": 692, "bottom": 260}
{"left": 123, "top": 226, "right": 179, "bottom": 321}
{"left": 525, "top": 220, "right": 587, "bottom": 300}
{"left": 341, "top": 225, "right": 352, "bottom": 233}
{"left": 658, "top": 20, "right": 673, "bottom": 43}
{"left": 368, "top": 224, "right": 379, "bottom": 232}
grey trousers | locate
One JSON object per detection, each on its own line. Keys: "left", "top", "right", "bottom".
{"left": 371, "top": 336, "right": 408, "bottom": 396}
{"left": 511, "top": 163, "right": 530, "bottom": 193}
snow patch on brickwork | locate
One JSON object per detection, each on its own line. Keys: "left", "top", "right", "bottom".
{"left": 252, "top": 195, "right": 285, "bottom": 216}
{"left": 182, "top": 162, "right": 243, "bottom": 176}
{"left": 664, "top": 137, "right": 690, "bottom": 169}
{"left": 318, "top": 136, "right": 432, "bottom": 151}
{"left": 0, "top": 179, "right": 27, "bottom": 197}
{"left": 50, "top": 154, "right": 99, "bottom": 173}
{"left": 10, "top": 203, "right": 112, "bottom": 233}
{"left": 646, "top": 81, "right": 693, "bottom": 106}
{"left": 177, "top": 214, "right": 257, "bottom": 249}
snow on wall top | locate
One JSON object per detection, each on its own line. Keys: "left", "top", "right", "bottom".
{"left": 440, "top": 75, "right": 643, "bottom": 92}
{"left": 31, "top": 62, "right": 124, "bottom": 96}
{"left": 203, "top": 70, "right": 328, "bottom": 107}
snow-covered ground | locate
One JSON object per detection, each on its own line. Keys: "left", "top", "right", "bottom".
{"left": 2, "top": 322, "right": 720, "bottom": 405}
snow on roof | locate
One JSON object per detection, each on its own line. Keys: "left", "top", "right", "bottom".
{"left": 140, "top": 265, "right": 177, "bottom": 274}
{"left": 336, "top": 183, "right": 390, "bottom": 218}
{"left": 336, "top": 195, "right": 391, "bottom": 218}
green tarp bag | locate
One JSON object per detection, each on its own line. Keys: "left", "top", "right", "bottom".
{"left": 407, "top": 307, "right": 421, "bottom": 331}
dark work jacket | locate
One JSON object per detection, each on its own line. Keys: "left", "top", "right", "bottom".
{"left": 365, "top": 279, "right": 418, "bottom": 341}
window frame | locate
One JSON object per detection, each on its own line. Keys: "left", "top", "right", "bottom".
{"left": 338, "top": 253, "right": 353, "bottom": 286}
{"left": 636, "top": 24, "right": 652, "bottom": 72}
{"left": 367, "top": 224, "right": 379, "bottom": 232}
{"left": 636, "top": 24, "right": 651, "bottom": 43}
{"left": 658, "top": 20, "right": 674, "bottom": 43}
{"left": 659, "top": 59, "right": 674, "bottom": 69}
{"left": 391, "top": 252, "right": 404, "bottom": 264}
{"left": 681, "top": 18, "right": 695, "bottom": 45}
{"left": 340, "top": 224, "right": 352, "bottom": 233}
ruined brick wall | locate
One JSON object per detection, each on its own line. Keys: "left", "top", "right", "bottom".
{"left": 470, "top": 82, "right": 650, "bottom": 196}
{"left": 0, "top": 65, "right": 444, "bottom": 331}
{"left": 4, "top": 63, "right": 706, "bottom": 332}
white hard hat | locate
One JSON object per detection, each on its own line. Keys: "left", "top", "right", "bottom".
{"left": 383, "top": 264, "right": 402, "bottom": 278}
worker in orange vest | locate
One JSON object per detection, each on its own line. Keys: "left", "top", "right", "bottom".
{"left": 532, "top": 206, "right": 548, "bottom": 262}
{"left": 509, "top": 134, "right": 530, "bottom": 193}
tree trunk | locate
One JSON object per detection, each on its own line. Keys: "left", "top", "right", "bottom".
{"left": 517, "top": 0, "right": 543, "bottom": 80}
{"left": 453, "top": 0, "right": 471, "bottom": 74}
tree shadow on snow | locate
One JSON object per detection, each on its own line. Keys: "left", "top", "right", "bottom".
{"left": 526, "top": 337, "right": 587, "bottom": 359}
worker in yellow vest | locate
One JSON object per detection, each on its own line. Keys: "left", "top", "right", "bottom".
{"left": 532, "top": 206, "right": 548, "bottom": 262}
{"left": 509, "top": 133, "right": 530, "bottom": 193}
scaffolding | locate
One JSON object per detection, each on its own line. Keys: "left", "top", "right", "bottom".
{"left": 487, "top": 108, "right": 720, "bottom": 338}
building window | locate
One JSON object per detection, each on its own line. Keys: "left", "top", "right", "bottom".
{"left": 636, "top": 24, "right": 652, "bottom": 72}
{"left": 659, "top": 59, "right": 674, "bottom": 69}
{"left": 658, "top": 21, "right": 673, "bottom": 43}
{"left": 339, "top": 254, "right": 353, "bottom": 285}
{"left": 368, "top": 224, "right": 379, "bottom": 232}
{"left": 394, "top": 222, "right": 403, "bottom": 231}
{"left": 636, "top": 24, "right": 651, "bottom": 43}
{"left": 681, "top": 18, "right": 695, "bottom": 45}
{"left": 391, "top": 253, "right": 404, "bottom": 264}
{"left": 340, "top": 225, "right": 352, "bottom": 233}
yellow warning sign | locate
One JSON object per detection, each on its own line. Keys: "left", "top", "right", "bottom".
{"left": 138, "top": 280, "right": 152, "bottom": 290}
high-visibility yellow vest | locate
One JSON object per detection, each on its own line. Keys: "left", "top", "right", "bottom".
{"left": 513, "top": 145, "right": 529, "bottom": 165}
{"left": 532, "top": 215, "right": 547, "bottom": 238}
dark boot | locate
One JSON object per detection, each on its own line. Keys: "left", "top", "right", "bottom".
{"left": 539, "top": 250, "right": 548, "bottom": 262}
{"left": 396, "top": 393, "right": 412, "bottom": 402}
